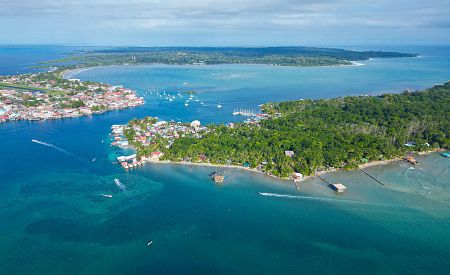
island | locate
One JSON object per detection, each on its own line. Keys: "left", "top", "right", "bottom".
{"left": 59, "top": 46, "right": 418, "bottom": 67}
{"left": 0, "top": 69, "right": 144, "bottom": 122}
{"left": 112, "top": 83, "right": 449, "bottom": 179}
{"left": 1, "top": 45, "right": 418, "bottom": 123}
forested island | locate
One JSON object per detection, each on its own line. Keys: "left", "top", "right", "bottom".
{"left": 119, "top": 83, "right": 449, "bottom": 178}
{"left": 65, "top": 46, "right": 418, "bottom": 67}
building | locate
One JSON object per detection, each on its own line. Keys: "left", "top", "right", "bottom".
{"left": 292, "top": 172, "right": 303, "bottom": 182}
{"left": 285, "top": 151, "right": 295, "bottom": 158}
{"left": 331, "top": 183, "right": 346, "bottom": 193}
{"left": 190, "top": 120, "right": 201, "bottom": 129}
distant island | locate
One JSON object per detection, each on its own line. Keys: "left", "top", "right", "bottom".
{"left": 113, "top": 83, "right": 449, "bottom": 179}
{"left": 0, "top": 69, "right": 144, "bottom": 122}
{"left": 60, "top": 46, "right": 418, "bottom": 67}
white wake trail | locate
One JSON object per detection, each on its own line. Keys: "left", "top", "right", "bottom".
{"left": 259, "top": 192, "right": 367, "bottom": 204}
{"left": 114, "top": 178, "right": 126, "bottom": 191}
{"left": 31, "top": 139, "right": 85, "bottom": 162}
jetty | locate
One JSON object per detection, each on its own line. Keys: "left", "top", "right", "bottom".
{"left": 358, "top": 168, "right": 385, "bottom": 186}
{"left": 315, "top": 174, "right": 347, "bottom": 193}
{"left": 292, "top": 172, "right": 303, "bottom": 190}
{"left": 404, "top": 155, "right": 418, "bottom": 165}
{"left": 212, "top": 163, "right": 229, "bottom": 183}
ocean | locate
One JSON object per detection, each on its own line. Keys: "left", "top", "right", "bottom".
{"left": 0, "top": 45, "right": 449, "bottom": 274}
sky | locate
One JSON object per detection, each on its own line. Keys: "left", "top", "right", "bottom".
{"left": 0, "top": 0, "right": 449, "bottom": 46}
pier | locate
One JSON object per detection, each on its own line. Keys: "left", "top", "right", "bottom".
{"left": 232, "top": 108, "right": 257, "bottom": 117}
{"left": 315, "top": 174, "right": 331, "bottom": 185}
{"left": 212, "top": 163, "right": 229, "bottom": 183}
{"left": 358, "top": 168, "right": 385, "bottom": 186}
{"left": 315, "top": 174, "right": 347, "bottom": 192}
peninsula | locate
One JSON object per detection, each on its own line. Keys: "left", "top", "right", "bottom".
{"left": 0, "top": 69, "right": 144, "bottom": 122}
{"left": 113, "top": 83, "right": 449, "bottom": 178}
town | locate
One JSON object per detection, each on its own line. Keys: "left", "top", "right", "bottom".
{"left": 0, "top": 69, "right": 144, "bottom": 122}
{"left": 111, "top": 117, "right": 209, "bottom": 169}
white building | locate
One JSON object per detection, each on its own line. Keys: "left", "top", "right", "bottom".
{"left": 190, "top": 120, "right": 201, "bottom": 129}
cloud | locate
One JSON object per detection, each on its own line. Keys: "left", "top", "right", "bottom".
{"left": 0, "top": 0, "right": 449, "bottom": 45}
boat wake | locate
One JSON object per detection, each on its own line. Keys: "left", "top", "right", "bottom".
{"left": 31, "top": 139, "right": 85, "bottom": 162}
{"left": 114, "top": 178, "right": 126, "bottom": 191}
{"left": 259, "top": 192, "right": 364, "bottom": 204}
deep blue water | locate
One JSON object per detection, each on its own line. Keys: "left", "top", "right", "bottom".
{"left": 0, "top": 45, "right": 105, "bottom": 75}
{"left": 0, "top": 46, "right": 449, "bottom": 274}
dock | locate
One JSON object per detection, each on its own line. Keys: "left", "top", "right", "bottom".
{"left": 403, "top": 155, "right": 418, "bottom": 165}
{"left": 212, "top": 163, "right": 229, "bottom": 184}
{"left": 358, "top": 168, "right": 385, "bottom": 186}
{"left": 315, "top": 174, "right": 331, "bottom": 185}
{"left": 292, "top": 172, "right": 303, "bottom": 190}
{"left": 315, "top": 174, "right": 347, "bottom": 193}
{"left": 212, "top": 173, "right": 225, "bottom": 183}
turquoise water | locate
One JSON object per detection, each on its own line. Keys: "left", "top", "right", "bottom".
{"left": 0, "top": 46, "right": 450, "bottom": 274}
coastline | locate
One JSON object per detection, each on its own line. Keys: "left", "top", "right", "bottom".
{"left": 61, "top": 60, "right": 368, "bottom": 80}
{"left": 129, "top": 149, "right": 444, "bottom": 183}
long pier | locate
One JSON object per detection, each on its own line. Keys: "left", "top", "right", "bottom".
{"left": 315, "top": 174, "right": 331, "bottom": 185}
{"left": 358, "top": 168, "right": 385, "bottom": 186}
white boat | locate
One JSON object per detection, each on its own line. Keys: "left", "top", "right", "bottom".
{"left": 217, "top": 104, "right": 222, "bottom": 108}
{"left": 100, "top": 194, "right": 113, "bottom": 198}
{"left": 147, "top": 240, "right": 153, "bottom": 246}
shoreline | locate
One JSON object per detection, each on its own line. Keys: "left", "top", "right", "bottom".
{"left": 61, "top": 60, "right": 368, "bottom": 79}
{"left": 130, "top": 149, "right": 444, "bottom": 183}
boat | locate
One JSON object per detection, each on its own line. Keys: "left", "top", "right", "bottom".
{"left": 217, "top": 103, "right": 222, "bottom": 108}
{"left": 92, "top": 158, "right": 96, "bottom": 162}
{"left": 147, "top": 240, "right": 153, "bottom": 246}
{"left": 100, "top": 194, "right": 113, "bottom": 198}
{"left": 184, "top": 102, "right": 189, "bottom": 106}
{"left": 441, "top": 152, "right": 450, "bottom": 157}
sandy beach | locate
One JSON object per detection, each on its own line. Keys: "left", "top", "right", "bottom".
{"left": 133, "top": 149, "right": 443, "bottom": 183}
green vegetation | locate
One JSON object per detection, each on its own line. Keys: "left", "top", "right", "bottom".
{"left": 0, "top": 82, "right": 52, "bottom": 93}
{"left": 59, "top": 100, "right": 86, "bottom": 108}
{"left": 132, "top": 83, "right": 450, "bottom": 177}
{"left": 69, "top": 46, "right": 418, "bottom": 67}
